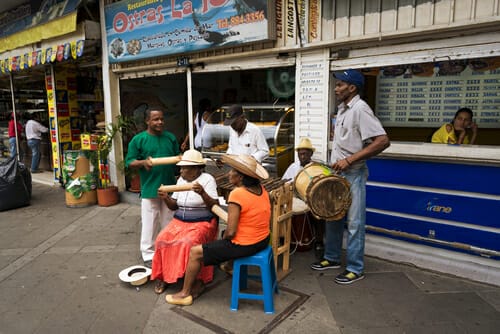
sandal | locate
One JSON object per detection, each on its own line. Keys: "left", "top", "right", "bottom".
{"left": 219, "top": 261, "right": 233, "bottom": 275}
{"left": 154, "top": 280, "right": 168, "bottom": 294}
{"left": 166, "top": 294, "right": 193, "bottom": 306}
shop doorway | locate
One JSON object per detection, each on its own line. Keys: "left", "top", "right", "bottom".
{"left": 0, "top": 69, "right": 50, "bottom": 169}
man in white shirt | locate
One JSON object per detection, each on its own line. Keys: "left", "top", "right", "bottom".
{"left": 281, "top": 137, "right": 315, "bottom": 181}
{"left": 25, "top": 113, "right": 48, "bottom": 173}
{"left": 224, "top": 104, "right": 269, "bottom": 163}
{"left": 282, "top": 137, "right": 325, "bottom": 257}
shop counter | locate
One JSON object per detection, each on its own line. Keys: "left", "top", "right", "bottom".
{"left": 366, "top": 142, "right": 500, "bottom": 260}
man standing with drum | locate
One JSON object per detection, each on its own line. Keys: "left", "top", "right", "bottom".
{"left": 310, "top": 69, "right": 390, "bottom": 285}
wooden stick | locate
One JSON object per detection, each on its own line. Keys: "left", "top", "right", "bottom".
{"left": 149, "top": 156, "right": 181, "bottom": 166}
{"left": 158, "top": 183, "right": 194, "bottom": 192}
{"left": 211, "top": 204, "right": 228, "bottom": 222}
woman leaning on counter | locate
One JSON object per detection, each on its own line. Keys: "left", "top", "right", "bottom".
{"left": 431, "top": 107, "right": 478, "bottom": 145}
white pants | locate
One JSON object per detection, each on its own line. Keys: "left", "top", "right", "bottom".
{"left": 140, "top": 198, "right": 174, "bottom": 262}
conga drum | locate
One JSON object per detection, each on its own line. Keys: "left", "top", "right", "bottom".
{"left": 294, "top": 162, "right": 352, "bottom": 221}
{"left": 291, "top": 197, "right": 314, "bottom": 252}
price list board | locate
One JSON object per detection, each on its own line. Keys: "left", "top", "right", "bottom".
{"left": 298, "top": 61, "right": 326, "bottom": 133}
{"left": 375, "top": 67, "right": 500, "bottom": 128}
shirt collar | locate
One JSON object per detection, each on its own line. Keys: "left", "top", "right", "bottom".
{"left": 338, "top": 94, "right": 360, "bottom": 114}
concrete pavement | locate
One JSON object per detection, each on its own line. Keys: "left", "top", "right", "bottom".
{"left": 1, "top": 182, "right": 499, "bottom": 333}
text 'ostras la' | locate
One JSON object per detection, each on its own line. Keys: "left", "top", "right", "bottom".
{"left": 112, "top": 0, "right": 227, "bottom": 34}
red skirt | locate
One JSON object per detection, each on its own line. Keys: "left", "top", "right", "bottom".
{"left": 151, "top": 217, "right": 218, "bottom": 284}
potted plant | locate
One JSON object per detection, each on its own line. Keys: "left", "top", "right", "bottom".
{"left": 117, "top": 159, "right": 141, "bottom": 193}
{"left": 93, "top": 116, "right": 127, "bottom": 207}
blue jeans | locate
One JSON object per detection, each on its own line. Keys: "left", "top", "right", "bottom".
{"left": 324, "top": 165, "right": 368, "bottom": 275}
{"left": 28, "top": 138, "right": 41, "bottom": 171}
{"left": 9, "top": 137, "right": 21, "bottom": 159}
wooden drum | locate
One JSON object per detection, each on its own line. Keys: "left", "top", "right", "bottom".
{"left": 294, "top": 162, "right": 352, "bottom": 221}
{"left": 291, "top": 197, "right": 313, "bottom": 252}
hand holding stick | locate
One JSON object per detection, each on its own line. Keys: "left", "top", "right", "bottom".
{"left": 211, "top": 204, "right": 228, "bottom": 222}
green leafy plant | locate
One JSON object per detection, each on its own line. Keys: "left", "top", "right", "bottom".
{"left": 93, "top": 115, "right": 131, "bottom": 189}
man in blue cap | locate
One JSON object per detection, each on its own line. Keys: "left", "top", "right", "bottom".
{"left": 310, "top": 69, "right": 390, "bottom": 284}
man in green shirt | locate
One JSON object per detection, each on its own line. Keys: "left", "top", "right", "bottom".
{"left": 126, "top": 108, "right": 180, "bottom": 268}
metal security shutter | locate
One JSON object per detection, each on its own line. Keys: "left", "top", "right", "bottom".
{"left": 330, "top": 31, "right": 500, "bottom": 70}
{"left": 192, "top": 53, "right": 296, "bottom": 73}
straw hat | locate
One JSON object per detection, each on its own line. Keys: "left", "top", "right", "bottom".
{"left": 177, "top": 149, "right": 206, "bottom": 166}
{"left": 220, "top": 154, "right": 269, "bottom": 180}
{"left": 118, "top": 265, "right": 152, "bottom": 286}
{"left": 296, "top": 138, "right": 315, "bottom": 152}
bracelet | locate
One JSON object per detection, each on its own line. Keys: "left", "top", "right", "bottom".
{"left": 345, "top": 158, "right": 352, "bottom": 165}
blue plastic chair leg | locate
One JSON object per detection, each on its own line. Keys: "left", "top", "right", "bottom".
{"left": 229, "top": 246, "right": 278, "bottom": 314}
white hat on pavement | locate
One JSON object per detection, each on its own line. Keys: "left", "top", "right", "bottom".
{"left": 118, "top": 265, "right": 152, "bottom": 286}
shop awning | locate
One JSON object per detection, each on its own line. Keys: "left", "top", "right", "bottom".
{"left": 0, "top": 12, "right": 78, "bottom": 54}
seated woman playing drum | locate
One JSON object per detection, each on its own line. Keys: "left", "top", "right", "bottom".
{"left": 151, "top": 149, "right": 219, "bottom": 294}
{"left": 165, "top": 154, "right": 271, "bottom": 306}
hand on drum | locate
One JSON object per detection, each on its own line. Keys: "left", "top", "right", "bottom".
{"left": 332, "top": 158, "right": 351, "bottom": 172}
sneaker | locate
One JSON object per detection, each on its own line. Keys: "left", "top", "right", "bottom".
{"left": 334, "top": 270, "right": 365, "bottom": 285}
{"left": 310, "top": 259, "right": 341, "bottom": 271}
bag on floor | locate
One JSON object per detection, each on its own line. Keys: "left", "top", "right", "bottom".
{"left": 0, "top": 156, "right": 32, "bottom": 211}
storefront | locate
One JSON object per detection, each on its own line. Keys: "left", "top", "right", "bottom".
{"left": 317, "top": 3, "right": 500, "bottom": 285}
{"left": 103, "top": 0, "right": 297, "bottom": 181}
{"left": 0, "top": 0, "right": 102, "bottom": 183}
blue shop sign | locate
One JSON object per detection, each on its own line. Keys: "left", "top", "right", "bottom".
{"left": 104, "top": 0, "right": 274, "bottom": 64}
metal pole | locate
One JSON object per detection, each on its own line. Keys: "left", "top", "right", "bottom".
{"left": 186, "top": 66, "right": 194, "bottom": 150}
{"left": 9, "top": 72, "right": 20, "bottom": 161}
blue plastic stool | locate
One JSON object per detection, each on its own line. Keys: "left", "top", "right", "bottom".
{"left": 230, "top": 245, "right": 279, "bottom": 314}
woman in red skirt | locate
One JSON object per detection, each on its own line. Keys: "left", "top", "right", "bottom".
{"left": 151, "top": 150, "right": 219, "bottom": 294}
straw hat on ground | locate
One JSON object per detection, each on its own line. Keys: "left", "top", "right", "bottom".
{"left": 177, "top": 149, "right": 206, "bottom": 166}
{"left": 296, "top": 137, "right": 315, "bottom": 152}
{"left": 118, "top": 265, "right": 152, "bottom": 286}
{"left": 220, "top": 154, "right": 269, "bottom": 180}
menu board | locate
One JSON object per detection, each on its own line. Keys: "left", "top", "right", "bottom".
{"left": 298, "top": 61, "right": 326, "bottom": 135}
{"left": 375, "top": 67, "right": 500, "bottom": 128}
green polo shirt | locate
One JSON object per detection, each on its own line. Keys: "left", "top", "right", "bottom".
{"left": 125, "top": 130, "right": 180, "bottom": 198}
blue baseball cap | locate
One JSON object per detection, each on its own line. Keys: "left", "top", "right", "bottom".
{"left": 333, "top": 69, "right": 365, "bottom": 90}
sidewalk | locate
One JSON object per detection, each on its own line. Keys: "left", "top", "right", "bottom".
{"left": 0, "top": 182, "right": 499, "bottom": 334}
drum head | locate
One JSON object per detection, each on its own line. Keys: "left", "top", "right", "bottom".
{"left": 293, "top": 163, "right": 332, "bottom": 202}
{"left": 306, "top": 174, "right": 351, "bottom": 221}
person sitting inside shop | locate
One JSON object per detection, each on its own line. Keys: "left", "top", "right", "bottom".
{"left": 151, "top": 149, "right": 219, "bottom": 294}
{"left": 165, "top": 154, "right": 270, "bottom": 306}
{"left": 431, "top": 107, "right": 478, "bottom": 145}
{"left": 282, "top": 137, "right": 325, "bottom": 258}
